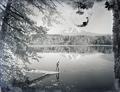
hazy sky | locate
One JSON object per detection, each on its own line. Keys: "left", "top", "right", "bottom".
{"left": 31, "top": 1, "right": 113, "bottom": 35}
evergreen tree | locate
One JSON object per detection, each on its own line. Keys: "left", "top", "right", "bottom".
{"left": 0, "top": 0, "right": 55, "bottom": 82}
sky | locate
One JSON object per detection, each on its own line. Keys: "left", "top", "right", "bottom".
{"left": 31, "top": 1, "right": 113, "bottom": 35}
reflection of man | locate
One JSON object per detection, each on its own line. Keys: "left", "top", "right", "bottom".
{"left": 25, "top": 77, "right": 30, "bottom": 85}
{"left": 56, "top": 61, "right": 60, "bottom": 81}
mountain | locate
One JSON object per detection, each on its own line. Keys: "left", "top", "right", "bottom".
{"left": 58, "top": 29, "right": 111, "bottom": 36}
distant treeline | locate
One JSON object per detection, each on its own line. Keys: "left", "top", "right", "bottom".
{"left": 31, "top": 35, "right": 112, "bottom": 45}
{"left": 29, "top": 46, "right": 112, "bottom": 54}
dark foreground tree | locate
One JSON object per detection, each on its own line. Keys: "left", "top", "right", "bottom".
{"left": 112, "top": 0, "right": 120, "bottom": 80}
{"left": 0, "top": 0, "right": 56, "bottom": 84}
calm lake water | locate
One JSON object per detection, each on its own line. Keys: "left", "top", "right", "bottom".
{"left": 20, "top": 46, "right": 116, "bottom": 92}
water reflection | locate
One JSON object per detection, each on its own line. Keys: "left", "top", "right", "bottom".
{"left": 114, "top": 48, "right": 120, "bottom": 91}
{"left": 9, "top": 46, "right": 119, "bottom": 92}
{"left": 56, "top": 61, "right": 60, "bottom": 82}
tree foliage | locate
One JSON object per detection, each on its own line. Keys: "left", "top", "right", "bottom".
{"left": 0, "top": 0, "right": 56, "bottom": 82}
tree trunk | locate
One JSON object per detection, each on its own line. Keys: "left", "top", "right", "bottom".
{"left": 0, "top": 0, "right": 12, "bottom": 40}
{"left": 113, "top": 0, "right": 120, "bottom": 79}
{"left": 0, "top": 0, "right": 13, "bottom": 82}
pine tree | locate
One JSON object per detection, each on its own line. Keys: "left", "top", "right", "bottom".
{"left": 0, "top": 0, "right": 55, "bottom": 83}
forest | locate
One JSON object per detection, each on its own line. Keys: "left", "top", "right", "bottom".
{"left": 30, "top": 34, "right": 112, "bottom": 45}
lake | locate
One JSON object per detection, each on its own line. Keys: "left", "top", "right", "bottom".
{"left": 18, "top": 46, "right": 117, "bottom": 92}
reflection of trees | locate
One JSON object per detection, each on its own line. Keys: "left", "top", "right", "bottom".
{"left": 12, "top": 73, "right": 55, "bottom": 87}
{"left": 114, "top": 49, "right": 120, "bottom": 91}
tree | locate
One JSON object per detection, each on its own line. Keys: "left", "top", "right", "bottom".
{"left": 0, "top": 0, "right": 56, "bottom": 84}
{"left": 111, "top": 0, "right": 120, "bottom": 80}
